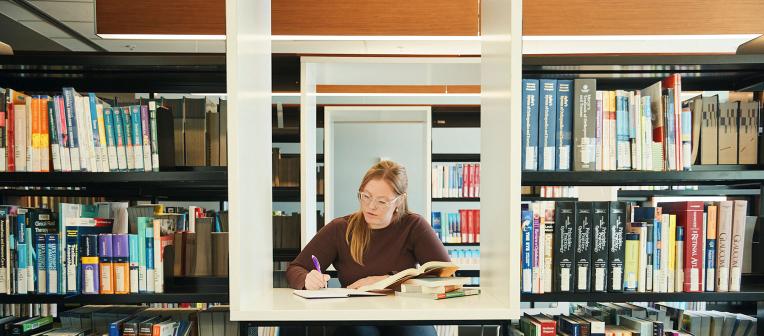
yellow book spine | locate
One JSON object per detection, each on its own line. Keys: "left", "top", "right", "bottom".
{"left": 668, "top": 214, "right": 677, "bottom": 292}
{"left": 624, "top": 233, "right": 640, "bottom": 291}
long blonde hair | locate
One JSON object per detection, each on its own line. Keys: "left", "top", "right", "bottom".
{"left": 346, "top": 160, "right": 410, "bottom": 265}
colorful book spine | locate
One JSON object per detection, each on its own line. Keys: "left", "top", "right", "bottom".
{"left": 675, "top": 226, "right": 685, "bottom": 293}
{"left": 539, "top": 79, "right": 557, "bottom": 171}
{"left": 716, "top": 201, "right": 733, "bottom": 292}
{"left": 46, "top": 100, "right": 61, "bottom": 172}
{"left": 532, "top": 209, "right": 541, "bottom": 293}
{"left": 113, "top": 234, "right": 129, "bottom": 294}
{"left": 79, "top": 234, "right": 98, "bottom": 294}
{"left": 95, "top": 102, "right": 109, "bottom": 172}
{"left": 146, "top": 224, "right": 155, "bottom": 293}
{"left": 56, "top": 96, "right": 71, "bottom": 172}
{"left": 45, "top": 234, "right": 58, "bottom": 294}
{"left": 137, "top": 217, "right": 149, "bottom": 292}
{"left": 35, "top": 233, "right": 47, "bottom": 294}
{"left": 140, "top": 105, "right": 153, "bottom": 172}
{"left": 62, "top": 88, "right": 81, "bottom": 171}
{"left": 705, "top": 205, "right": 717, "bottom": 292}
{"left": 87, "top": 93, "right": 101, "bottom": 172}
{"left": 149, "top": 101, "right": 160, "bottom": 171}
{"left": 16, "top": 212, "right": 29, "bottom": 294}
{"left": 128, "top": 234, "right": 140, "bottom": 293}
{"left": 522, "top": 79, "right": 540, "bottom": 171}
{"left": 130, "top": 105, "right": 144, "bottom": 171}
{"left": 615, "top": 91, "right": 632, "bottom": 170}
{"left": 624, "top": 232, "right": 640, "bottom": 291}
{"left": 103, "top": 107, "right": 118, "bottom": 172}
{"left": 521, "top": 210, "right": 533, "bottom": 293}
{"left": 667, "top": 214, "right": 677, "bottom": 292}
{"left": 122, "top": 107, "right": 136, "bottom": 171}
{"left": 98, "top": 233, "right": 114, "bottom": 294}
{"left": 556, "top": 80, "right": 573, "bottom": 171}
{"left": 112, "top": 106, "right": 128, "bottom": 171}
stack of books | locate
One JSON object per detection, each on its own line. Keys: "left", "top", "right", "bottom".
{"left": 394, "top": 277, "right": 479, "bottom": 300}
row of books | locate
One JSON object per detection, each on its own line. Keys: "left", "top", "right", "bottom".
{"left": 271, "top": 148, "right": 326, "bottom": 193}
{"left": 446, "top": 248, "right": 479, "bottom": 267}
{"left": 162, "top": 98, "right": 227, "bottom": 168}
{"left": 272, "top": 212, "right": 300, "bottom": 249}
{"left": 431, "top": 210, "right": 480, "bottom": 244}
{"left": 431, "top": 163, "right": 480, "bottom": 198}
{"left": 522, "top": 76, "right": 761, "bottom": 172}
{"left": 0, "top": 88, "right": 175, "bottom": 173}
{"left": 520, "top": 200, "right": 752, "bottom": 293}
{"left": 0, "top": 304, "right": 56, "bottom": 318}
{"left": 514, "top": 303, "right": 756, "bottom": 336}
{"left": 0, "top": 203, "right": 228, "bottom": 295}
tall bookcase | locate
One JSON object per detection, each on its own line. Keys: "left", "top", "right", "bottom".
{"left": 4, "top": 51, "right": 764, "bottom": 331}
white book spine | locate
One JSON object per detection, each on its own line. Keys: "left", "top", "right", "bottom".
{"left": 0, "top": 149, "right": 5, "bottom": 172}
{"left": 146, "top": 268, "right": 155, "bottom": 293}
{"left": 130, "top": 263, "right": 139, "bottom": 293}
{"left": 107, "top": 145, "right": 118, "bottom": 172}
{"left": 716, "top": 201, "right": 733, "bottom": 292}
{"left": 74, "top": 96, "right": 88, "bottom": 171}
{"left": 25, "top": 98, "right": 33, "bottom": 171}
{"left": 84, "top": 100, "right": 98, "bottom": 172}
{"left": 61, "top": 147, "right": 72, "bottom": 172}
{"left": 154, "top": 235, "right": 163, "bottom": 293}
{"left": 17, "top": 265, "right": 27, "bottom": 294}
{"left": 729, "top": 200, "right": 747, "bottom": 292}
{"left": 14, "top": 105, "right": 26, "bottom": 172}
{"left": 638, "top": 226, "right": 647, "bottom": 293}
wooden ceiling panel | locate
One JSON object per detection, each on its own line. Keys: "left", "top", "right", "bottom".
{"left": 523, "top": 0, "right": 764, "bottom": 35}
{"left": 96, "top": 0, "right": 225, "bottom": 35}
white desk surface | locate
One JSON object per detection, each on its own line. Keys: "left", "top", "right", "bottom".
{"left": 231, "top": 288, "right": 514, "bottom": 321}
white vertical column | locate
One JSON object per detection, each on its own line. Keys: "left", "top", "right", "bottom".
{"left": 301, "top": 61, "right": 318, "bottom": 245}
{"left": 227, "top": 0, "right": 272, "bottom": 317}
{"left": 480, "top": 0, "right": 522, "bottom": 318}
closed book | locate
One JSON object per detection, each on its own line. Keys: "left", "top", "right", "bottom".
{"left": 211, "top": 232, "right": 229, "bottom": 277}
{"left": 624, "top": 233, "right": 640, "bottom": 292}
{"left": 148, "top": 101, "right": 160, "bottom": 171}
{"left": 553, "top": 201, "right": 577, "bottom": 292}
{"left": 575, "top": 202, "right": 593, "bottom": 292}
{"left": 45, "top": 234, "right": 58, "bottom": 294}
{"left": 729, "top": 200, "right": 747, "bottom": 292}
{"left": 86, "top": 94, "right": 102, "bottom": 172}
{"left": 716, "top": 201, "right": 733, "bottom": 291}
{"left": 128, "top": 234, "right": 139, "bottom": 293}
{"left": 667, "top": 214, "right": 677, "bottom": 292}
{"left": 184, "top": 232, "right": 197, "bottom": 276}
{"left": 738, "top": 101, "right": 758, "bottom": 164}
{"left": 46, "top": 99, "right": 61, "bottom": 172}
{"left": 122, "top": 107, "right": 136, "bottom": 171}
{"left": 35, "top": 232, "right": 47, "bottom": 294}
{"left": 183, "top": 98, "right": 207, "bottom": 166}
{"left": 145, "top": 222, "right": 155, "bottom": 293}
{"left": 173, "top": 232, "right": 185, "bottom": 276}
{"left": 138, "top": 316, "right": 163, "bottom": 336}
{"left": 112, "top": 234, "right": 129, "bottom": 294}
{"left": 65, "top": 224, "right": 111, "bottom": 293}
{"left": 98, "top": 233, "right": 114, "bottom": 294}
{"left": 95, "top": 100, "right": 110, "bottom": 172}
{"left": 718, "top": 102, "right": 739, "bottom": 164}
{"left": 573, "top": 79, "right": 597, "bottom": 171}
{"left": 137, "top": 217, "right": 150, "bottom": 292}
{"left": 660, "top": 201, "right": 705, "bottom": 292}
{"left": 541, "top": 202, "right": 555, "bottom": 293}
{"left": 618, "top": 315, "right": 652, "bottom": 336}
{"left": 539, "top": 79, "right": 558, "bottom": 171}
{"left": 130, "top": 105, "right": 144, "bottom": 171}
{"left": 526, "top": 314, "right": 557, "bottom": 336}
{"left": 522, "top": 79, "right": 540, "bottom": 171}
{"left": 705, "top": 205, "right": 717, "bottom": 292}
{"left": 591, "top": 202, "right": 609, "bottom": 292}
{"left": 633, "top": 207, "right": 657, "bottom": 292}
{"left": 675, "top": 226, "right": 685, "bottom": 294}
{"left": 0, "top": 206, "right": 11, "bottom": 294}
{"left": 615, "top": 91, "right": 632, "bottom": 170}
{"left": 78, "top": 233, "right": 98, "bottom": 294}
{"left": 140, "top": 105, "right": 152, "bottom": 171}
{"left": 640, "top": 81, "right": 665, "bottom": 171}
{"left": 558, "top": 315, "right": 583, "bottom": 336}
{"left": 556, "top": 80, "right": 574, "bottom": 171}
{"left": 111, "top": 106, "right": 128, "bottom": 171}
{"left": 532, "top": 208, "right": 541, "bottom": 293}
{"left": 700, "top": 96, "right": 719, "bottom": 164}
{"left": 608, "top": 202, "right": 627, "bottom": 292}
{"left": 11, "top": 316, "right": 54, "bottom": 336}
{"left": 521, "top": 210, "right": 533, "bottom": 293}
{"left": 194, "top": 217, "right": 214, "bottom": 276}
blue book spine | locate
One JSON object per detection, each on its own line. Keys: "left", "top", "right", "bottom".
{"left": 457, "top": 163, "right": 463, "bottom": 196}
{"left": 539, "top": 79, "right": 558, "bottom": 171}
{"left": 35, "top": 233, "right": 47, "bottom": 293}
{"left": 521, "top": 210, "right": 533, "bottom": 293}
{"left": 62, "top": 88, "right": 78, "bottom": 149}
{"left": 522, "top": 79, "right": 540, "bottom": 171}
{"left": 46, "top": 234, "right": 58, "bottom": 294}
{"left": 559, "top": 318, "right": 581, "bottom": 336}
{"left": 431, "top": 212, "right": 442, "bottom": 242}
{"left": 556, "top": 80, "right": 573, "bottom": 171}
{"left": 131, "top": 106, "right": 143, "bottom": 147}
{"left": 145, "top": 226, "right": 155, "bottom": 293}
{"left": 706, "top": 228, "right": 716, "bottom": 292}
{"left": 128, "top": 234, "right": 140, "bottom": 293}
{"left": 654, "top": 220, "right": 661, "bottom": 288}
{"left": 88, "top": 93, "right": 100, "bottom": 149}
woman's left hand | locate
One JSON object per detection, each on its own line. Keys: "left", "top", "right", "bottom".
{"left": 347, "top": 275, "right": 390, "bottom": 289}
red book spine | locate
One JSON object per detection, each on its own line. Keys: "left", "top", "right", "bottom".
{"left": 475, "top": 163, "right": 480, "bottom": 197}
{"left": 466, "top": 209, "right": 473, "bottom": 244}
{"left": 6, "top": 101, "right": 14, "bottom": 172}
{"left": 662, "top": 201, "right": 704, "bottom": 292}
{"left": 475, "top": 210, "right": 480, "bottom": 243}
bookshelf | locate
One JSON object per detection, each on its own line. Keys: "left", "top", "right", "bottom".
{"left": 0, "top": 293, "right": 229, "bottom": 304}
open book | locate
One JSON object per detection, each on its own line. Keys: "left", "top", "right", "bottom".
{"left": 356, "top": 261, "right": 458, "bottom": 292}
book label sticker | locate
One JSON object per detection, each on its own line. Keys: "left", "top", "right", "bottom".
{"left": 115, "top": 267, "right": 126, "bottom": 292}
{"left": 578, "top": 266, "right": 588, "bottom": 290}
{"left": 730, "top": 267, "right": 741, "bottom": 291}
{"left": 559, "top": 146, "right": 570, "bottom": 170}
{"left": 690, "top": 269, "right": 699, "bottom": 291}
{"left": 525, "top": 147, "right": 536, "bottom": 170}
{"left": 613, "top": 267, "right": 622, "bottom": 290}
{"left": 718, "top": 268, "right": 729, "bottom": 291}
{"left": 595, "top": 268, "right": 605, "bottom": 291}
{"left": 544, "top": 148, "right": 554, "bottom": 170}
{"left": 84, "top": 269, "right": 95, "bottom": 293}
{"left": 561, "top": 269, "right": 570, "bottom": 292}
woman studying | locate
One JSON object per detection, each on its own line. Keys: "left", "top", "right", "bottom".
{"left": 286, "top": 160, "right": 450, "bottom": 336}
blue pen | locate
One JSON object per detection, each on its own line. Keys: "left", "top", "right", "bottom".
{"left": 311, "top": 255, "right": 322, "bottom": 274}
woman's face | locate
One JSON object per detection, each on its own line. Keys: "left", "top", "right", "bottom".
{"left": 359, "top": 178, "right": 400, "bottom": 229}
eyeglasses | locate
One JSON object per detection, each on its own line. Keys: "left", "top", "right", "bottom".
{"left": 357, "top": 192, "right": 403, "bottom": 209}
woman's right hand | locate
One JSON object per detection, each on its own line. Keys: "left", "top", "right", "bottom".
{"left": 305, "top": 270, "right": 330, "bottom": 290}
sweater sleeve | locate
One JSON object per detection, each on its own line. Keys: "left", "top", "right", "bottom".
{"left": 285, "top": 219, "right": 340, "bottom": 290}
{"left": 409, "top": 214, "right": 451, "bottom": 264}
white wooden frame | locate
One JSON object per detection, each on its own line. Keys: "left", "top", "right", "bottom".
{"left": 228, "top": 0, "right": 521, "bottom": 318}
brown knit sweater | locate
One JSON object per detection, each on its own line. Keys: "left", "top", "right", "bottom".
{"left": 286, "top": 213, "right": 450, "bottom": 289}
